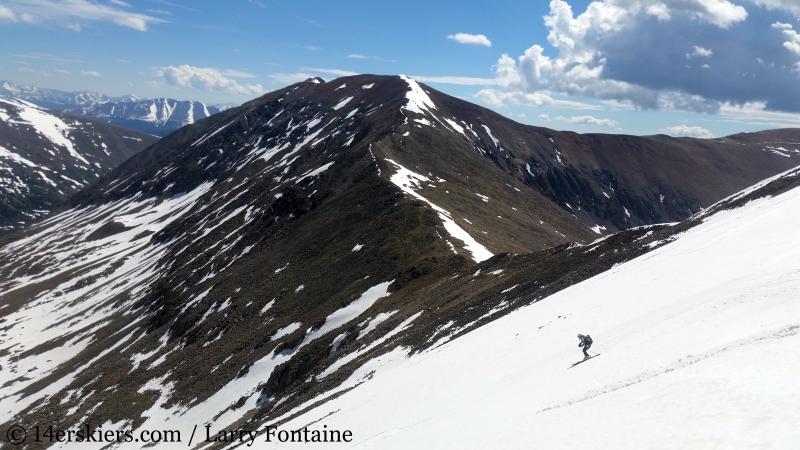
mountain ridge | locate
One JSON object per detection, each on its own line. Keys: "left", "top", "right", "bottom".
{"left": 0, "top": 74, "right": 798, "bottom": 449}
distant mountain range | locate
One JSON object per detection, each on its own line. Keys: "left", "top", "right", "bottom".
{"left": 0, "top": 97, "right": 157, "bottom": 229}
{"left": 1, "top": 81, "right": 237, "bottom": 137}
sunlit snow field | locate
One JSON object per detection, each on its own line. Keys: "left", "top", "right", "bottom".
{"left": 266, "top": 183, "right": 800, "bottom": 449}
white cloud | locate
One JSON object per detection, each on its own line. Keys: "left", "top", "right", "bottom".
{"left": 539, "top": 114, "right": 552, "bottom": 121}
{"left": 771, "top": 22, "right": 793, "bottom": 29}
{"left": 476, "top": 89, "right": 557, "bottom": 107}
{"left": 9, "top": 52, "right": 84, "bottom": 63}
{"left": 0, "top": 5, "right": 17, "bottom": 21}
{"left": 53, "top": 69, "right": 71, "bottom": 75}
{"left": 720, "top": 101, "right": 800, "bottom": 127}
{"left": 553, "top": 116, "right": 619, "bottom": 127}
{"left": 646, "top": 3, "right": 671, "bottom": 21}
{"left": 475, "top": 0, "right": 770, "bottom": 115}
{"left": 475, "top": 88, "right": 604, "bottom": 110}
{"left": 348, "top": 54, "right": 367, "bottom": 59}
{"left": 220, "top": 69, "right": 255, "bottom": 78}
{"left": 553, "top": 115, "right": 619, "bottom": 126}
{"left": 664, "top": 124, "right": 715, "bottom": 138}
{"left": 780, "top": 27, "right": 800, "bottom": 55}
{"left": 409, "top": 75, "right": 498, "bottom": 85}
{"left": 305, "top": 46, "right": 321, "bottom": 51}
{"left": 267, "top": 72, "right": 317, "bottom": 84}
{"left": 0, "top": 5, "right": 35, "bottom": 23}
{"left": 109, "top": 0, "right": 130, "bottom": 6}
{"left": 0, "top": 0, "right": 163, "bottom": 31}
{"left": 748, "top": 0, "right": 800, "bottom": 17}
{"left": 19, "top": 67, "right": 49, "bottom": 76}
{"left": 65, "top": 22, "right": 80, "bottom": 32}
{"left": 267, "top": 68, "right": 358, "bottom": 85}
{"left": 156, "top": 65, "right": 264, "bottom": 95}
{"left": 447, "top": 33, "right": 492, "bottom": 47}
{"left": 81, "top": 70, "right": 102, "bottom": 76}
{"left": 687, "top": 45, "right": 713, "bottom": 58}
{"left": 301, "top": 67, "right": 359, "bottom": 77}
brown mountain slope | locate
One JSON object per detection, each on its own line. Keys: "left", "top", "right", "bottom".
{"left": 0, "top": 97, "right": 158, "bottom": 230}
{"left": 0, "top": 75, "right": 797, "bottom": 448}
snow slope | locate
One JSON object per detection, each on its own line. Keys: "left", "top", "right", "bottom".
{"left": 267, "top": 180, "right": 800, "bottom": 448}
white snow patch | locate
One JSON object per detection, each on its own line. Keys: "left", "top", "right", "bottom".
{"left": 386, "top": 159, "right": 492, "bottom": 262}
{"left": 444, "top": 118, "right": 466, "bottom": 136}
{"left": 399, "top": 75, "right": 437, "bottom": 116}
{"left": 271, "top": 322, "right": 302, "bottom": 341}
{"left": 260, "top": 299, "right": 275, "bottom": 315}
{"left": 481, "top": 124, "right": 500, "bottom": 149}
{"left": 333, "top": 96, "right": 354, "bottom": 111}
{"left": 358, "top": 311, "right": 398, "bottom": 340}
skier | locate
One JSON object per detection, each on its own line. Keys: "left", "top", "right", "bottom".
{"left": 577, "top": 334, "right": 593, "bottom": 358}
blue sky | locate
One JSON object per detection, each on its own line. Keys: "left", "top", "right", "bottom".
{"left": 1, "top": 0, "right": 799, "bottom": 137}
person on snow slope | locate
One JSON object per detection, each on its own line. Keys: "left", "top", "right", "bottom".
{"left": 577, "top": 334, "right": 593, "bottom": 358}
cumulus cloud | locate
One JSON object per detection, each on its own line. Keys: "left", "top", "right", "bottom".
{"left": 664, "top": 124, "right": 715, "bottom": 138}
{"left": 156, "top": 65, "right": 264, "bottom": 95}
{"left": 747, "top": 0, "right": 800, "bottom": 17}
{"left": 447, "top": 33, "right": 492, "bottom": 47}
{"left": 348, "top": 54, "right": 367, "bottom": 59}
{"left": 81, "top": 70, "right": 102, "bottom": 76}
{"left": 476, "top": 0, "right": 800, "bottom": 114}
{"left": 686, "top": 45, "right": 713, "bottom": 58}
{"left": 777, "top": 24, "right": 800, "bottom": 55}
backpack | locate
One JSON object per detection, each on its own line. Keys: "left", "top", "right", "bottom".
{"left": 585, "top": 335, "right": 593, "bottom": 345}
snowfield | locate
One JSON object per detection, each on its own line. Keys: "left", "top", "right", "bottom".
{"left": 265, "top": 182, "right": 800, "bottom": 448}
